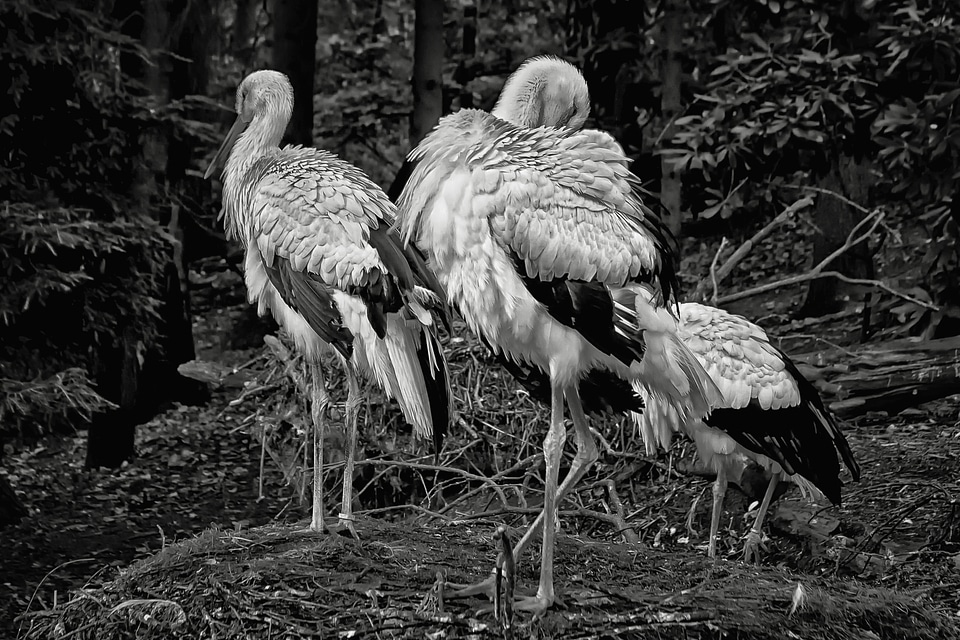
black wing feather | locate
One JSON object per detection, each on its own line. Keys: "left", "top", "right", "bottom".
{"left": 262, "top": 256, "right": 354, "bottom": 359}
{"left": 705, "top": 350, "right": 861, "bottom": 505}
{"left": 505, "top": 249, "right": 645, "bottom": 367}
{"left": 493, "top": 348, "right": 644, "bottom": 417}
{"left": 415, "top": 332, "right": 451, "bottom": 459}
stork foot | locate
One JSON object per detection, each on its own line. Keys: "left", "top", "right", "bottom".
{"left": 332, "top": 516, "right": 360, "bottom": 540}
{"left": 512, "top": 593, "right": 555, "bottom": 617}
{"left": 742, "top": 529, "right": 767, "bottom": 564}
{"left": 297, "top": 524, "right": 326, "bottom": 534}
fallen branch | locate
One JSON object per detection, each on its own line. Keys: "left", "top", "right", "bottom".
{"left": 591, "top": 479, "right": 640, "bottom": 544}
{"left": 794, "top": 335, "right": 960, "bottom": 418}
{"left": 356, "top": 457, "right": 512, "bottom": 509}
{"left": 708, "top": 237, "right": 728, "bottom": 304}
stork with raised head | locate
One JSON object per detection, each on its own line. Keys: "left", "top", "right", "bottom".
{"left": 634, "top": 301, "right": 862, "bottom": 560}
{"left": 205, "top": 70, "right": 452, "bottom": 537}
{"left": 395, "top": 56, "right": 719, "bottom": 613}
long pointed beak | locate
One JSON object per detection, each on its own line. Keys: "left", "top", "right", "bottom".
{"left": 204, "top": 114, "right": 249, "bottom": 180}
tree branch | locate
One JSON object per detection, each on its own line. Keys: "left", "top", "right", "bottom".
{"left": 711, "top": 204, "right": 938, "bottom": 312}
{"left": 694, "top": 197, "right": 814, "bottom": 302}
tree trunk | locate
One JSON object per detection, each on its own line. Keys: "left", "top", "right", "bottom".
{"left": 798, "top": 154, "right": 874, "bottom": 317}
{"left": 160, "top": 0, "right": 211, "bottom": 405}
{"left": 86, "top": 325, "right": 139, "bottom": 468}
{"left": 387, "top": 0, "right": 443, "bottom": 201}
{"left": 131, "top": 0, "right": 169, "bottom": 213}
{"left": 86, "top": 0, "right": 170, "bottom": 468}
{"left": 233, "top": 0, "right": 261, "bottom": 67}
{"left": 410, "top": 0, "right": 444, "bottom": 147}
{"left": 659, "top": 0, "right": 683, "bottom": 238}
{"left": 0, "top": 473, "right": 27, "bottom": 528}
{"left": 272, "top": 0, "right": 318, "bottom": 146}
{"left": 456, "top": 1, "right": 477, "bottom": 110}
{"left": 795, "top": 335, "right": 960, "bottom": 418}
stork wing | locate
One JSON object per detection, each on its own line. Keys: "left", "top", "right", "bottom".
{"left": 250, "top": 150, "right": 401, "bottom": 286}
{"left": 248, "top": 148, "right": 442, "bottom": 337}
{"left": 679, "top": 302, "right": 800, "bottom": 411}
{"left": 400, "top": 110, "right": 676, "bottom": 298}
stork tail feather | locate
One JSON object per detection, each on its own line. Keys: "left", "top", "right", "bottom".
{"left": 381, "top": 315, "right": 452, "bottom": 457}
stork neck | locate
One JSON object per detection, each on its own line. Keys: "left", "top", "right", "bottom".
{"left": 222, "top": 115, "right": 284, "bottom": 243}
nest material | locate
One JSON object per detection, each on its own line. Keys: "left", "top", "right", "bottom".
{"left": 18, "top": 517, "right": 958, "bottom": 640}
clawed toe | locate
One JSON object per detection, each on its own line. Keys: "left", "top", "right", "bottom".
{"left": 445, "top": 573, "right": 497, "bottom": 599}
{"left": 332, "top": 519, "right": 359, "bottom": 540}
{"left": 512, "top": 594, "right": 554, "bottom": 617}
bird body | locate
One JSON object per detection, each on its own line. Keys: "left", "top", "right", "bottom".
{"left": 400, "top": 109, "right": 677, "bottom": 385}
{"left": 634, "top": 301, "right": 860, "bottom": 558}
{"left": 398, "top": 59, "right": 718, "bottom": 612}
{"left": 207, "top": 70, "right": 451, "bottom": 534}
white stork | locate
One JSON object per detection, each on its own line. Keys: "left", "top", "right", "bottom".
{"left": 205, "top": 70, "right": 452, "bottom": 537}
{"left": 634, "top": 301, "right": 862, "bottom": 560}
{"left": 395, "top": 56, "right": 719, "bottom": 613}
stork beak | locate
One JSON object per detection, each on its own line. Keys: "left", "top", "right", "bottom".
{"left": 204, "top": 114, "right": 249, "bottom": 180}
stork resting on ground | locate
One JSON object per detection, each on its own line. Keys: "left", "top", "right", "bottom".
{"left": 395, "top": 55, "right": 720, "bottom": 613}
{"left": 481, "top": 57, "right": 862, "bottom": 564}
{"left": 633, "top": 301, "right": 862, "bottom": 560}
{"left": 205, "top": 70, "right": 452, "bottom": 537}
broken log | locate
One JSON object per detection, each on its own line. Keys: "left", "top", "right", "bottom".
{"left": 793, "top": 335, "right": 960, "bottom": 418}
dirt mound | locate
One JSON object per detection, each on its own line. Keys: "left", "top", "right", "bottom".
{"left": 19, "top": 516, "right": 958, "bottom": 640}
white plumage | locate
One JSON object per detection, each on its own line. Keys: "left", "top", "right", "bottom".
{"left": 206, "top": 70, "right": 452, "bottom": 536}
{"left": 633, "top": 301, "right": 861, "bottom": 560}
{"left": 396, "top": 56, "right": 719, "bottom": 612}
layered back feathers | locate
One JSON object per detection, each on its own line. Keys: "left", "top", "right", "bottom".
{"left": 398, "top": 110, "right": 671, "bottom": 293}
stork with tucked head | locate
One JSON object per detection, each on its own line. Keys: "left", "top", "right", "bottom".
{"left": 396, "top": 55, "right": 719, "bottom": 614}
{"left": 634, "top": 301, "right": 861, "bottom": 560}
{"left": 205, "top": 70, "right": 452, "bottom": 536}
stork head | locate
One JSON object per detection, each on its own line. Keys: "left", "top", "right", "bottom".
{"left": 491, "top": 55, "right": 590, "bottom": 130}
{"left": 204, "top": 70, "right": 294, "bottom": 179}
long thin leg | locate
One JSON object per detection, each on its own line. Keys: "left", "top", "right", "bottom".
{"left": 513, "top": 381, "right": 567, "bottom": 614}
{"left": 708, "top": 462, "right": 728, "bottom": 558}
{"left": 743, "top": 471, "right": 780, "bottom": 563}
{"left": 449, "top": 385, "right": 599, "bottom": 602}
{"left": 338, "top": 361, "right": 362, "bottom": 539}
{"left": 309, "top": 361, "right": 331, "bottom": 532}
{"left": 511, "top": 388, "right": 599, "bottom": 561}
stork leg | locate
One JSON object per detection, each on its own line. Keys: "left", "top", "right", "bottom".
{"left": 309, "top": 362, "right": 331, "bottom": 532}
{"left": 707, "top": 463, "right": 729, "bottom": 559}
{"left": 509, "top": 387, "right": 599, "bottom": 559}
{"left": 336, "top": 362, "right": 362, "bottom": 539}
{"left": 512, "top": 381, "right": 567, "bottom": 615}
{"left": 743, "top": 472, "right": 779, "bottom": 563}
{"left": 451, "top": 385, "right": 599, "bottom": 613}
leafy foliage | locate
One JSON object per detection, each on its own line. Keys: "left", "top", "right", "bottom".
{"left": 0, "top": 368, "right": 117, "bottom": 443}
{"left": 661, "top": 0, "right": 881, "bottom": 221}
{"left": 0, "top": 0, "right": 154, "bottom": 207}
{"left": 0, "top": 203, "right": 172, "bottom": 436}
{"left": 0, "top": 0, "right": 195, "bottom": 437}
{"left": 869, "top": 4, "right": 960, "bottom": 331}
{"left": 650, "top": 0, "right": 960, "bottom": 332}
